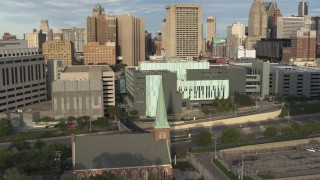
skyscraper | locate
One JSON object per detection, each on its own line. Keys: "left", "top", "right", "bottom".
{"left": 61, "top": 27, "right": 87, "bottom": 52}
{"left": 298, "top": 2, "right": 308, "bottom": 17}
{"left": 42, "top": 40, "right": 74, "bottom": 66}
{"left": 247, "top": 0, "right": 268, "bottom": 49}
{"left": 163, "top": 4, "right": 202, "bottom": 59}
{"left": 40, "top": 20, "right": 53, "bottom": 41}
{"left": 263, "top": 1, "right": 280, "bottom": 38}
{"left": 206, "top": 16, "right": 217, "bottom": 40}
{"left": 227, "top": 22, "right": 246, "bottom": 58}
{"left": 117, "top": 14, "right": 145, "bottom": 66}
{"left": 87, "top": 4, "right": 116, "bottom": 44}
{"left": 24, "top": 29, "right": 46, "bottom": 49}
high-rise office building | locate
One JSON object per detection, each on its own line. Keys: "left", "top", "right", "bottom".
{"left": 163, "top": 4, "right": 202, "bottom": 59}
{"left": 206, "top": 16, "right": 216, "bottom": 40}
{"left": 117, "top": 14, "right": 145, "bottom": 66}
{"left": 42, "top": 40, "right": 74, "bottom": 66}
{"left": 84, "top": 42, "right": 116, "bottom": 65}
{"left": 2, "top": 33, "right": 16, "bottom": 41}
{"left": 24, "top": 29, "right": 47, "bottom": 49}
{"left": 298, "top": 2, "right": 308, "bottom": 17}
{"left": 290, "top": 27, "right": 316, "bottom": 66}
{"left": 247, "top": 0, "right": 268, "bottom": 49}
{"left": 263, "top": 1, "right": 280, "bottom": 38}
{"left": 61, "top": 27, "right": 87, "bottom": 53}
{"left": 276, "top": 16, "right": 305, "bottom": 39}
{"left": 87, "top": 4, "right": 116, "bottom": 44}
{"left": 227, "top": 22, "right": 246, "bottom": 58}
{"left": 40, "top": 20, "right": 53, "bottom": 41}
{"left": 0, "top": 41, "right": 47, "bottom": 113}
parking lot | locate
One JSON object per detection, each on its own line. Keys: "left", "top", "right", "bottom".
{"left": 223, "top": 146, "right": 320, "bottom": 178}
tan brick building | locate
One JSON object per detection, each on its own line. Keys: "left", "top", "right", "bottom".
{"left": 83, "top": 42, "right": 116, "bottom": 65}
{"left": 2, "top": 32, "right": 16, "bottom": 40}
{"left": 117, "top": 14, "right": 145, "bottom": 66}
{"left": 87, "top": 4, "right": 116, "bottom": 44}
{"left": 43, "top": 40, "right": 74, "bottom": 66}
{"left": 291, "top": 27, "right": 316, "bottom": 66}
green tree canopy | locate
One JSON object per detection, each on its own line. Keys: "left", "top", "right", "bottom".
{"left": 107, "top": 106, "right": 121, "bottom": 118}
{"left": 263, "top": 126, "right": 277, "bottom": 138}
{"left": 34, "top": 139, "right": 46, "bottom": 150}
{"left": 234, "top": 93, "right": 254, "bottom": 107}
{"left": 281, "top": 126, "right": 296, "bottom": 136}
{"left": 291, "top": 121, "right": 302, "bottom": 135}
{"left": 0, "top": 148, "right": 14, "bottom": 169}
{"left": 192, "top": 131, "right": 213, "bottom": 147}
{"left": 10, "top": 140, "right": 30, "bottom": 152}
{"left": 220, "top": 128, "right": 241, "bottom": 144}
{"left": 3, "top": 168, "right": 28, "bottom": 180}
{"left": 0, "top": 118, "right": 14, "bottom": 137}
{"left": 94, "top": 117, "right": 110, "bottom": 127}
{"left": 303, "top": 119, "right": 320, "bottom": 135}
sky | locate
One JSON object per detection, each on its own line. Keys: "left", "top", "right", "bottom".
{"left": 0, "top": 0, "right": 319, "bottom": 39}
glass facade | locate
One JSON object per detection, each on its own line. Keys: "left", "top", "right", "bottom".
{"left": 146, "top": 75, "right": 162, "bottom": 116}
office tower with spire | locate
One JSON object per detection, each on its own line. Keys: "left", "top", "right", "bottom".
{"left": 117, "top": 14, "right": 145, "bottom": 66}
{"left": 163, "top": 4, "right": 202, "bottom": 59}
{"left": 246, "top": 0, "right": 268, "bottom": 49}
{"left": 87, "top": 4, "right": 116, "bottom": 44}
{"left": 298, "top": 2, "right": 308, "bottom": 17}
{"left": 263, "top": 1, "right": 280, "bottom": 38}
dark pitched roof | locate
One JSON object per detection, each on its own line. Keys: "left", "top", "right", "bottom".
{"left": 74, "top": 133, "right": 171, "bottom": 170}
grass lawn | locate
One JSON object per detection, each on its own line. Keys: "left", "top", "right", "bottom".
{"left": 258, "top": 173, "right": 276, "bottom": 179}
{"left": 0, "top": 125, "right": 117, "bottom": 143}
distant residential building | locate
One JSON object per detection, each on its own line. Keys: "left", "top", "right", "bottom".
{"left": 2, "top": 32, "right": 16, "bottom": 41}
{"left": 42, "top": 40, "right": 74, "bottom": 66}
{"left": 153, "top": 37, "right": 162, "bottom": 56}
{"left": 0, "top": 43, "right": 47, "bottom": 113}
{"left": 163, "top": 4, "right": 202, "bottom": 59}
{"left": 83, "top": 42, "right": 116, "bottom": 65}
{"left": 24, "top": 29, "right": 46, "bottom": 49}
{"left": 61, "top": 27, "right": 87, "bottom": 52}
{"left": 298, "top": 2, "right": 308, "bottom": 17}
{"left": 53, "top": 33, "right": 63, "bottom": 40}
{"left": 290, "top": 27, "right": 316, "bottom": 66}
{"left": 145, "top": 31, "right": 153, "bottom": 58}
{"left": 87, "top": 4, "right": 117, "bottom": 44}
{"left": 117, "top": 14, "right": 145, "bottom": 66}
{"left": 0, "top": 40, "right": 28, "bottom": 49}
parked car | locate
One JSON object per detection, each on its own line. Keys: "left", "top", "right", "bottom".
{"left": 314, "top": 148, "right": 320, "bottom": 152}
{"left": 307, "top": 148, "right": 316, "bottom": 152}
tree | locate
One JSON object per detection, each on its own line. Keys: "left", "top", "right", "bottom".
{"left": 10, "top": 140, "right": 30, "bottom": 151}
{"left": 201, "top": 107, "right": 211, "bottom": 114}
{"left": 94, "top": 117, "right": 109, "bottom": 127}
{"left": 34, "top": 139, "right": 46, "bottom": 150}
{"left": 303, "top": 119, "right": 320, "bottom": 135}
{"left": 192, "top": 131, "right": 212, "bottom": 146}
{"left": 76, "top": 117, "right": 85, "bottom": 130}
{"left": 263, "top": 126, "right": 277, "bottom": 138}
{"left": 0, "top": 118, "right": 13, "bottom": 137}
{"left": 220, "top": 128, "right": 241, "bottom": 144}
{"left": 281, "top": 126, "right": 296, "bottom": 136}
{"left": 0, "top": 148, "right": 14, "bottom": 169}
{"left": 56, "top": 118, "right": 67, "bottom": 131}
{"left": 291, "top": 121, "right": 302, "bottom": 135}
{"left": 3, "top": 168, "right": 28, "bottom": 180}
{"left": 234, "top": 93, "right": 254, "bottom": 107}
{"left": 41, "top": 142, "right": 70, "bottom": 164}
{"left": 107, "top": 106, "right": 121, "bottom": 118}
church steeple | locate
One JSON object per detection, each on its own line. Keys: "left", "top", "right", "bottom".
{"left": 153, "top": 79, "right": 170, "bottom": 129}
{"left": 153, "top": 79, "right": 170, "bottom": 144}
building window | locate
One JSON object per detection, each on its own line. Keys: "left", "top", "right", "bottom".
{"left": 152, "top": 169, "right": 158, "bottom": 178}
{"left": 88, "top": 172, "right": 94, "bottom": 178}
{"left": 78, "top": 173, "right": 84, "bottom": 180}
{"left": 163, "top": 169, "right": 168, "bottom": 180}
{"left": 121, "top": 171, "right": 126, "bottom": 179}
{"left": 142, "top": 169, "right": 148, "bottom": 180}
{"left": 132, "top": 170, "right": 137, "bottom": 180}
{"left": 159, "top": 132, "right": 166, "bottom": 139}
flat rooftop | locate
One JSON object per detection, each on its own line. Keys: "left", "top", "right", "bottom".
{"left": 64, "top": 65, "right": 113, "bottom": 73}
{"left": 271, "top": 65, "right": 320, "bottom": 73}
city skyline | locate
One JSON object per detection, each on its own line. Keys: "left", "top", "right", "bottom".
{"left": 0, "top": 0, "right": 319, "bottom": 39}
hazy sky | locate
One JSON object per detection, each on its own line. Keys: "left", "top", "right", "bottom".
{"left": 0, "top": 0, "right": 319, "bottom": 39}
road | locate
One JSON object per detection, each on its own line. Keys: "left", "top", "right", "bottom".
{"left": 171, "top": 113, "right": 320, "bottom": 138}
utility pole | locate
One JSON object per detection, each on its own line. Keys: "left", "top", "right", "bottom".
{"left": 54, "top": 151, "right": 63, "bottom": 180}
